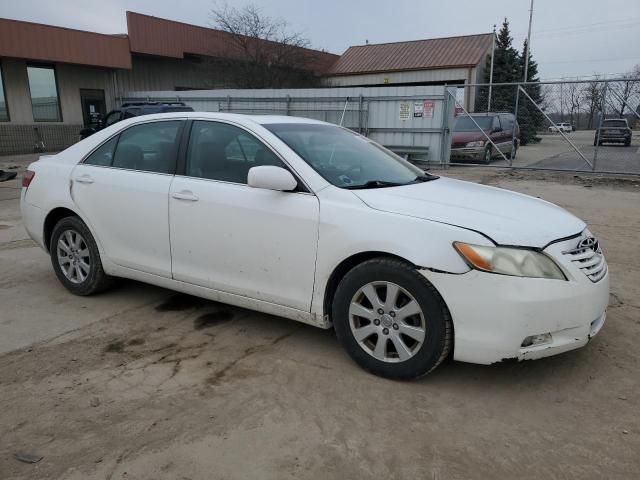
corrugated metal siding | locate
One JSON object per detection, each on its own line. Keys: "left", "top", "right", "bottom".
{"left": 126, "top": 12, "right": 339, "bottom": 75}
{"left": 124, "top": 85, "right": 454, "bottom": 163}
{"left": 330, "top": 34, "right": 492, "bottom": 75}
{"left": 0, "top": 17, "right": 131, "bottom": 69}
{"left": 326, "top": 68, "right": 471, "bottom": 86}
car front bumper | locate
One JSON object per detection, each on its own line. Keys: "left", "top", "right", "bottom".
{"left": 450, "top": 146, "right": 484, "bottom": 161}
{"left": 420, "top": 235, "right": 610, "bottom": 365}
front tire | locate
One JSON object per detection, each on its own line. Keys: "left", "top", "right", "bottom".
{"left": 332, "top": 258, "right": 452, "bottom": 379}
{"left": 50, "top": 216, "right": 113, "bottom": 295}
{"left": 481, "top": 145, "right": 492, "bottom": 164}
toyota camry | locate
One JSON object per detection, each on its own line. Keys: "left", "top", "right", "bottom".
{"left": 20, "top": 113, "right": 609, "bottom": 379}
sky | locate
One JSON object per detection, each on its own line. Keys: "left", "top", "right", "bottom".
{"left": 1, "top": 0, "right": 639, "bottom": 80}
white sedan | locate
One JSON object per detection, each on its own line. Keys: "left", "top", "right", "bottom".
{"left": 20, "top": 113, "right": 609, "bottom": 379}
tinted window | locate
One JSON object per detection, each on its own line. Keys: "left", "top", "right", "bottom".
{"left": 84, "top": 136, "right": 118, "bottom": 167}
{"left": 501, "top": 115, "right": 514, "bottom": 131}
{"left": 112, "top": 121, "right": 181, "bottom": 173}
{"left": 603, "top": 120, "right": 627, "bottom": 128}
{"left": 492, "top": 116, "right": 501, "bottom": 130}
{"left": 27, "top": 66, "right": 61, "bottom": 122}
{"left": 186, "top": 121, "right": 285, "bottom": 184}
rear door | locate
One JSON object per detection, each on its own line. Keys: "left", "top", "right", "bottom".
{"left": 71, "top": 119, "right": 184, "bottom": 277}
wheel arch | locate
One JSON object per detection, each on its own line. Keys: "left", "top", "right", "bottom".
{"left": 322, "top": 251, "right": 456, "bottom": 363}
{"left": 322, "top": 251, "right": 418, "bottom": 324}
{"left": 43, "top": 207, "right": 81, "bottom": 252}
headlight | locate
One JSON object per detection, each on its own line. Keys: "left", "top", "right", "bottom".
{"left": 453, "top": 242, "right": 566, "bottom": 280}
{"left": 466, "top": 140, "right": 484, "bottom": 147}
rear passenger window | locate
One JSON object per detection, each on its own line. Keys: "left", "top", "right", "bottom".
{"left": 186, "top": 121, "right": 285, "bottom": 184}
{"left": 112, "top": 121, "right": 181, "bottom": 174}
{"left": 84, "top": 136, "right": 118, "bottom": 167}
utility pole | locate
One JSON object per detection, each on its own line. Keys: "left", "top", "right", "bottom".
{"left": 523, "top": 0, "right": 534, "bottom": 82}
{"left": 487, "top": 24, "right": 496, "bottom": 113}
{"left": 511, "top": 0, "right": 534, "bottom": 164}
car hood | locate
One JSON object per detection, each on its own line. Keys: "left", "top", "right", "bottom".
{"left": 351, "top": 177, "right": 585, "bottom": 248}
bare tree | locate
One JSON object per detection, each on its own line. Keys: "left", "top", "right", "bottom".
{"left": 210, "top": 2, "right": 319, "bottom": 88}
{"left": 583, "top": 78, "right": 605, "bottom": 129}
{"left": 608, "top": 65, "right": 640, "bottom": 118}
{"left": 566, "top": 82, "right": 585, "bottom": 129}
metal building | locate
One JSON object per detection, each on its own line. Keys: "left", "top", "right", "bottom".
{"left": 325, "top": 34, "right": 494, "bottom": 111}
{"left": 0, "top": 12, "right": 337, "bottom": 154}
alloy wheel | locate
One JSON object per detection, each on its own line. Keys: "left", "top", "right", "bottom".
{"left": 57, "top": 229, "right": 91, "bottom": 284}
{"left": 349, "top": 281, "right": 426, "bottom": 363}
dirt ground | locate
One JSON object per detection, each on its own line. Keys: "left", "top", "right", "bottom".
{"left": 1, "top": 158, "right": 639, "bottom": 480}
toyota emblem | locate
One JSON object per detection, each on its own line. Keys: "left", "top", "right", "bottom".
{"left": 578, "top": 236, "right": 599, "bottom": 252}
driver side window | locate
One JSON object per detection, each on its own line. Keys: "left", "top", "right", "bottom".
{"left": 186, "top": 121, "right": 285, "bottom": 184}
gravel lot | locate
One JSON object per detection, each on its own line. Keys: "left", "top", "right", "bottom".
{"left": 1, "top": 155, "right": 639, "bottom": 480}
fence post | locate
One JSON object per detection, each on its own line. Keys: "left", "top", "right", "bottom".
{"left": 592, "top": 81, "right": 609, "bottom": 172}
{"left": 286, "top": 95, "right": 291, "bottom": 116}
{"left": 226, "top": 95, "right": 231, "bottom": 112}
{"left": 510, "top": 84, "right": 520, "bottom": 167}
{"left": 358, "top": 95, "right": 363, "bottom": 133}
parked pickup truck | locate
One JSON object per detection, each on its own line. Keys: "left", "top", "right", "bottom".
{"left": 594, "top": 118, "right": 632, "bottom": 146}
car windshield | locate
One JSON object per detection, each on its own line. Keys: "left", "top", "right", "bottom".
{"left": 603, "top": 120, "right": 627, "bottom": 128}
{"left": 453, "top": 116, "right": 493, "bottom": 131}
{"left": 264, "top": 123, "right": 433, "bottom": 189}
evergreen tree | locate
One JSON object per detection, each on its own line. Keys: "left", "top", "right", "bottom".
{"left": 475, "top": 18, "right": 521, "bottom": 113}
{"left": 517, "top": 40, "right": 544, "bottom": 145}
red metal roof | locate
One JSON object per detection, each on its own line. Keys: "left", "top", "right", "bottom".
{"left": 329, "top": 34, "right": 494, "bottom": 75}
{"left": 0, "top": 17, "right": 132, "bottom": 69}
{"left": 126, "top": 12, "right": 339, "bottom": 75}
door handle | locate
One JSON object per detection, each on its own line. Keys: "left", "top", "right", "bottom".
{"left": 171, "top": 190, "right": 199, "bottom": 202}
{"left": 75, "top": 174, "right": 94, "bottom": 184}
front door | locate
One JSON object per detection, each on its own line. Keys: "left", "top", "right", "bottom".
{"left": 72, "top": 119, "right": 184, "bottom": 278}
{"left": 169, "top": 120, "right": 319, "bottom": 311}
{"left": 79, "top": 89, "right": 106, "bottom": 128}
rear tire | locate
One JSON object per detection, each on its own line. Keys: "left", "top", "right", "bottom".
{"left": 50, "top": 216, "right": 113, "bottom": 296}
{"left": 332, "top": 258, "right": 452, "bottom": 379}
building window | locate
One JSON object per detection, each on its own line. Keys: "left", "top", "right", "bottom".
{"left": 0, "top": 64, "right": 8, "bottom": 121}
{"left": 27, "top": 65, "right": 62, "bottom": 122}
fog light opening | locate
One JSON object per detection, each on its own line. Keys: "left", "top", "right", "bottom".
{"left": 521, "top": 333, "right": 552, "bottom": 348}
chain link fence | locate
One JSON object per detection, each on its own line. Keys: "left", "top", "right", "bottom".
{"left": 449, "top": 78, "right": 640, "bottom": 174}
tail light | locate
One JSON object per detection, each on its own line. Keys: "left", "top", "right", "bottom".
{"left": 22, "top": 170, "right": 36, "bottom": 188}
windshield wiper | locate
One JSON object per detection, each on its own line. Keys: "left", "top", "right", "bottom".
{"left": 413, "top": 174, "right": 439, "bottom": 182}
{"left": 343, "top": 180, "right": 407, "bottom": 190}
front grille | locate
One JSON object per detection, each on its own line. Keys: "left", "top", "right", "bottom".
{"left": 563, "top": 237, "right": 607, "bottom": 283}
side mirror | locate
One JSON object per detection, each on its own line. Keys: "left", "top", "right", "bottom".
{"left": 248, "top": 166, "right": 297, "bottom": 192}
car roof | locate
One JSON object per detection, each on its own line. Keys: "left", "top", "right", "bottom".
{"left": 112, "top": 111, "right": 330, "bottom": 126}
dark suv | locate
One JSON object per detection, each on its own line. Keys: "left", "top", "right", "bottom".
{"left": 80, "top": 102, "right": 194, "bottom": 140}
{"left": 450, "top": 112, "right": 520, "bottom": 164}
{"left": 594, "top": 118, "right": 632, "bottom": 146}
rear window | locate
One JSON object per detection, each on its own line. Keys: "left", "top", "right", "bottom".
{"left": 603, "top": 120, "right": 627, "bottom": 128}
